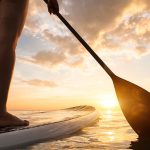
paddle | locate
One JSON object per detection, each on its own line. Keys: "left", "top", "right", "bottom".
{"left": 44, "top": 0, "right": 150, "bottom": 138}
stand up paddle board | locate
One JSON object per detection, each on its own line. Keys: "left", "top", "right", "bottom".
{"left": 0, "top": 105, "right": 99, "bottom": 149}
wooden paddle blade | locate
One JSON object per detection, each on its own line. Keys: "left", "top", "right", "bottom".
{"left": 112, "top": 76, "right": 150, "bottom": 137}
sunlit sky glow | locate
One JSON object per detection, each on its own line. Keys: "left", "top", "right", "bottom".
{"left": 8, "top": 0, "right": 150, "bottom": 110}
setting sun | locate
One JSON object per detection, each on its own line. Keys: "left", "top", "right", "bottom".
{"left": 99, "top": 99, "right": 118, "bottom": 108}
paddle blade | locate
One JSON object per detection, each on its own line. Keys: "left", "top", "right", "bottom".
{"left": 112, "top": 76, "right": 150, "bottom": 137}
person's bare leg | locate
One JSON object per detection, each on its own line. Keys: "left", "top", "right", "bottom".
{"left": 0, "top": 0, "right": 29, "bottom": 127}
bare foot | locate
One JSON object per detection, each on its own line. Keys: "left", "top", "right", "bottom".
{"left": 0, "top": 112, "right": 29, "bottom": 127}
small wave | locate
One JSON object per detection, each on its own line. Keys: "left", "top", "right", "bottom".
{"left": 64, "top": 105, "right": 95, "bottom": 111}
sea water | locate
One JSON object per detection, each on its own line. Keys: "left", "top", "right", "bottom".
{"left": 9, "top": 108, "right": 146, "bottom": 150}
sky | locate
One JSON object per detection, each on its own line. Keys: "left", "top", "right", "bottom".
{"left": 7, "top": 0, "right": 150, "bottom": 110}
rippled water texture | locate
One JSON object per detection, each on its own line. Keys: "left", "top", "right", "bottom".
{"left": 8, "top": 108, "right": 150, "bottom": 150}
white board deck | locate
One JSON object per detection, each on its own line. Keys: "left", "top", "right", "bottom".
{"left": 0, "top": 105, "right": 99, "bottom": 148}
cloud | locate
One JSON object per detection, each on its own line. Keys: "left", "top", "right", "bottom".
{"left": 26, "top": 0, "right": 132, "bottom": 46}
{"left": 25, "top": 0, "right": 46, "bottom": 33}
{"left": 22, "top": 79, "right": 57, "bottom": 87}
{"left": 42, "top": 29, "right": 83, "bottom": 55}
{"left": 65, "top": 56, "right": 84, "bottom": 67}
{"left": 24, "top": 0, "right": 150, "bottom": 63}
{"left": 32, "top": 50, "right": 66, "bottom": 66}
{"left": 24, "top": 0, "right": 85, "bottom": 68}
{"left": 62, "top": 0, "right": 132, "bottom": 41}
{"left": 18, "top": 50, "right": 84, "bottom": 68}
{"left": 142, "top": 0, "right": 150, "bottom": 10}
{"left": 100, "top": 12, "right": 150, "bottom": 56}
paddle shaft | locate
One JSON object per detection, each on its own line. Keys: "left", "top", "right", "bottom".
{"left": 44, "top": 0, "right": 115, "bottom": 78}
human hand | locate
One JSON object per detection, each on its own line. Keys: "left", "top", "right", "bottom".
{"left": 48, "top": 0, "right": 59, "bottom": 14}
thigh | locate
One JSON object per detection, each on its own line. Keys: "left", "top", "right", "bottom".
{"left": 0, "top": 0, "right": 29, "bottom": 44}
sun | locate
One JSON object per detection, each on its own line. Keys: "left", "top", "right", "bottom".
{"left": 98, "top": 98, "right": 118, "bottom": 108}
{"left": 96, "top": 94, "right": 119, "bottom": 109}
{"left": 99, "top": 99, "right": 117, "bottom": 108}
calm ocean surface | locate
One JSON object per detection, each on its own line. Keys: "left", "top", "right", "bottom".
{"left": 9, "top": 108, "right": 150, "bottom": 150}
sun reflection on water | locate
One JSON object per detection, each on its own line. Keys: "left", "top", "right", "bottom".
{"left": 96, "top": 107, "right": 138, "bottom": 145}
{"left": 105, "top": 131, "right": 115, "bottom": 142}
{"left": 105, "top": 110, "right": 113, "bottom": 119}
